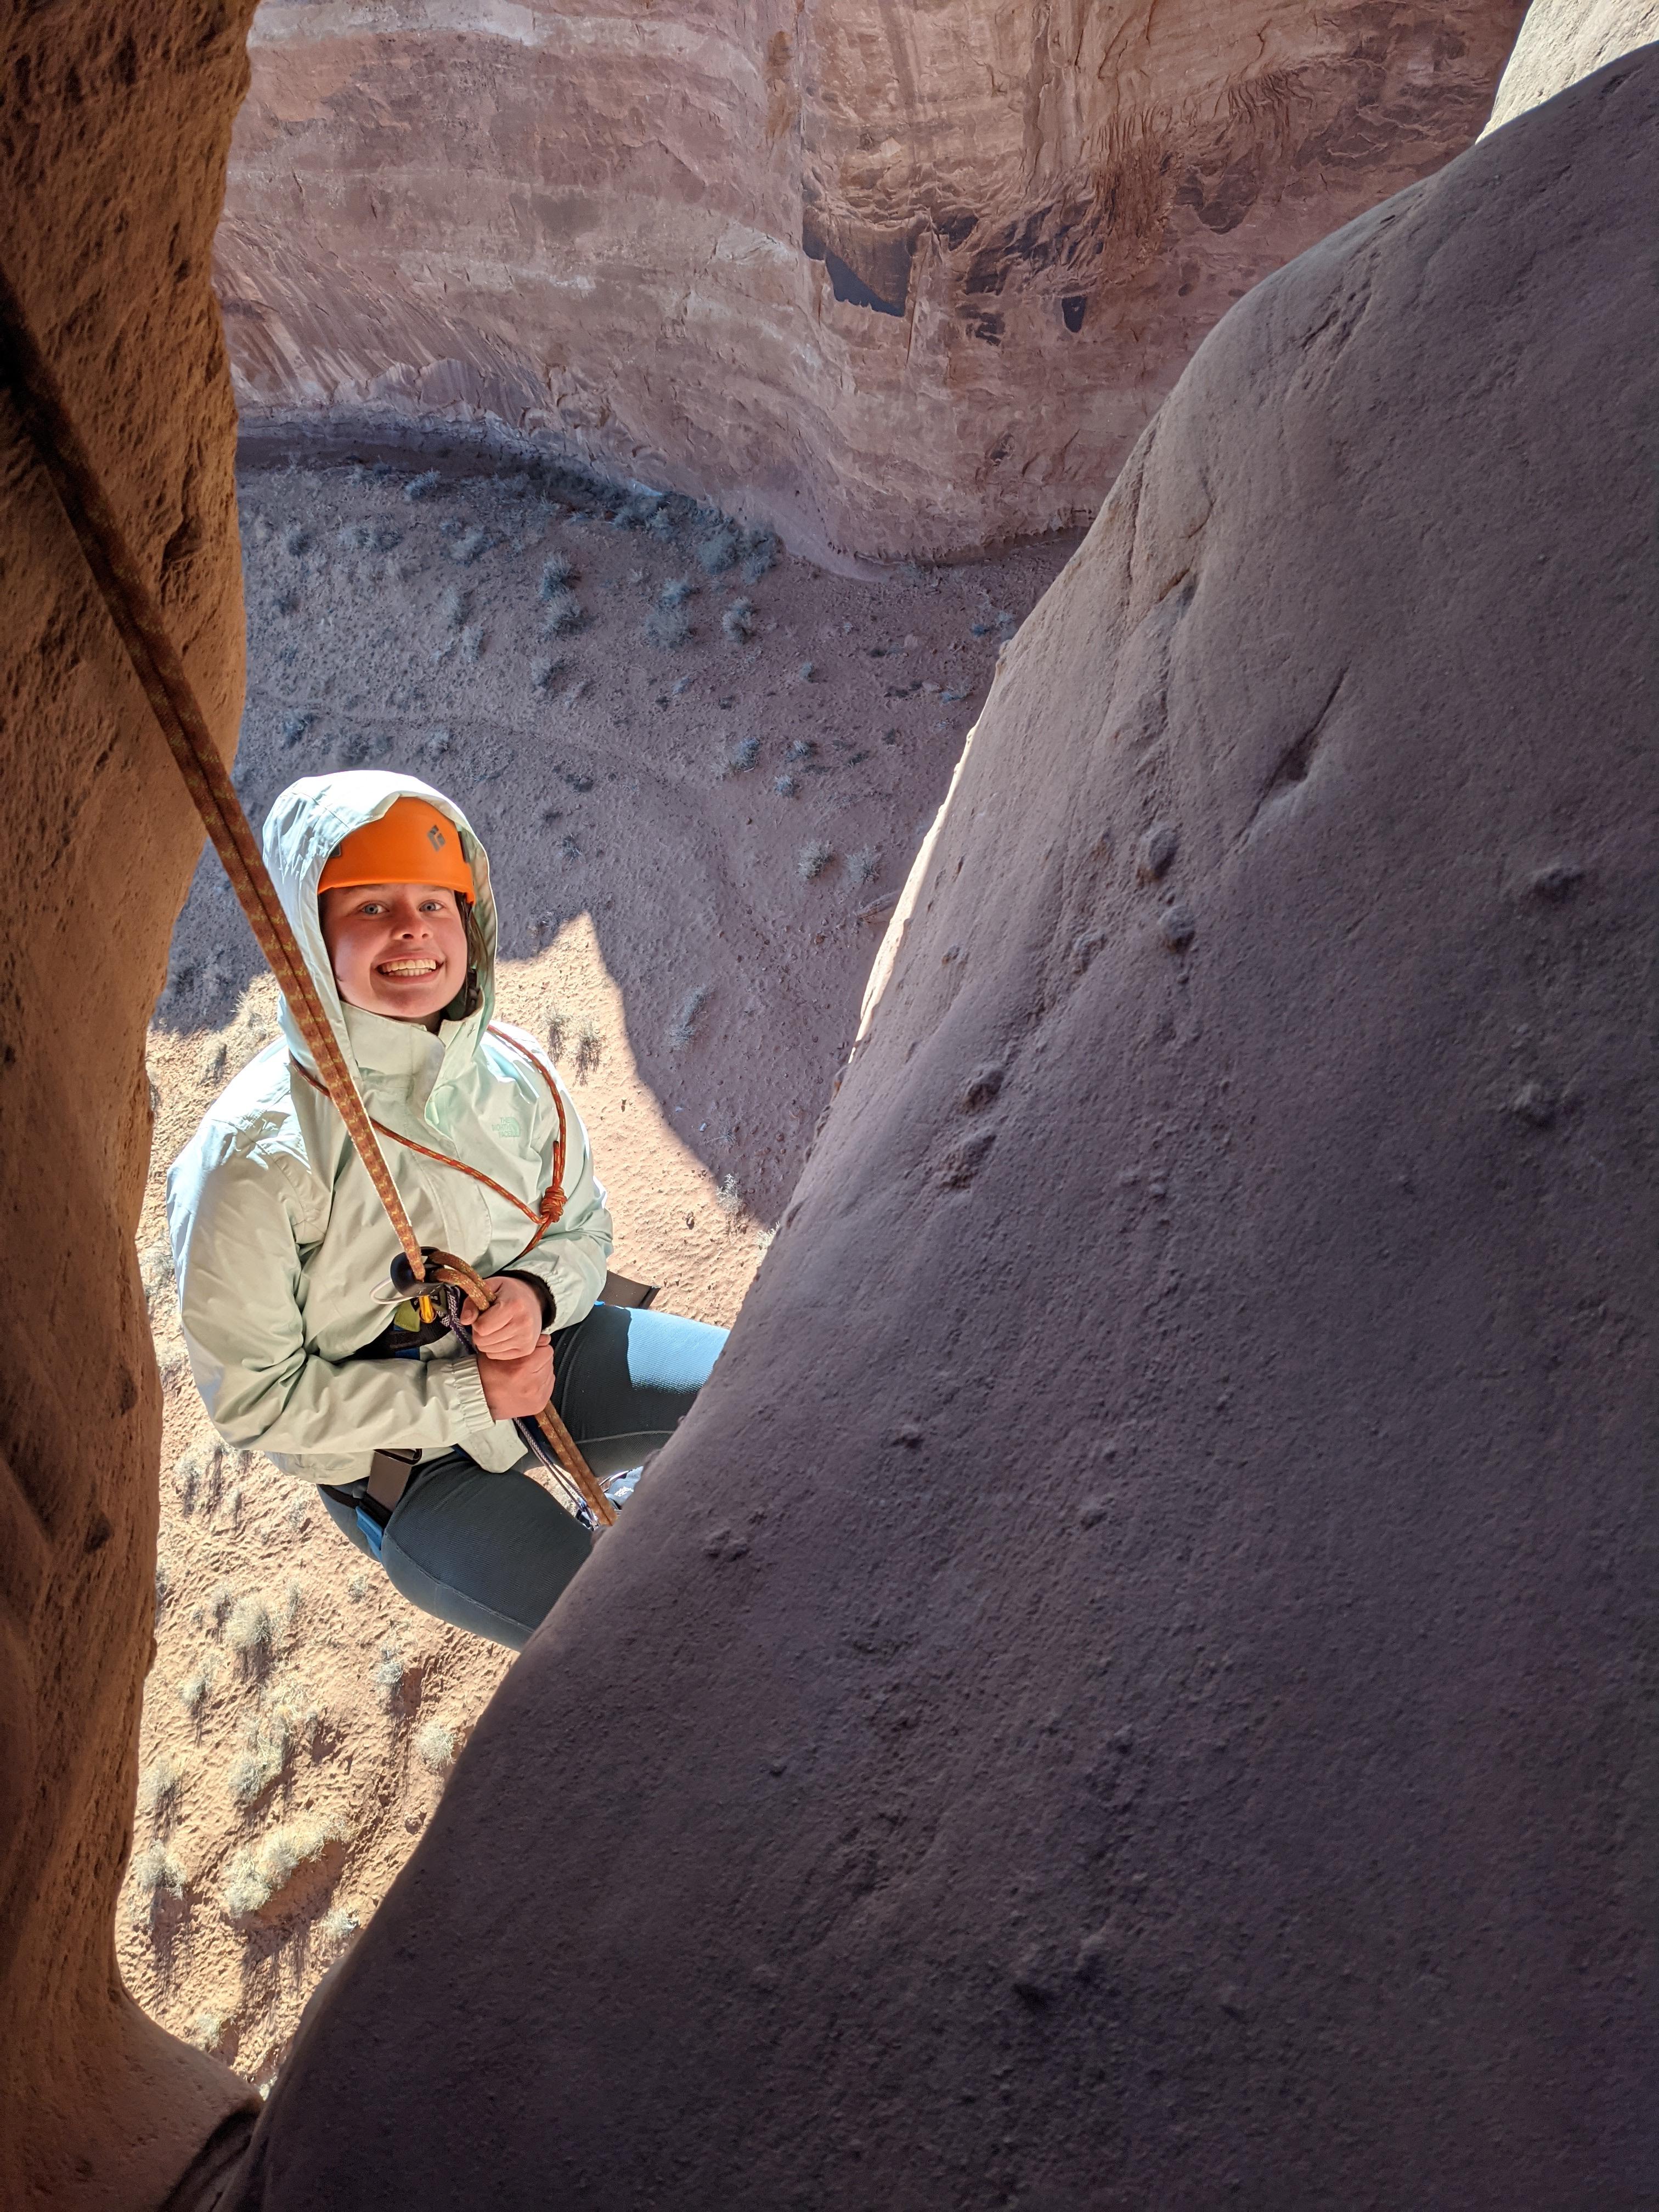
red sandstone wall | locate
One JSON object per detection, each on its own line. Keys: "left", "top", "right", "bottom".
{"left": 216, "top": 0, "right": 1526, "bottom": 563}
{"left": 0, "top": 7, "right": 259, "bottom": 2205}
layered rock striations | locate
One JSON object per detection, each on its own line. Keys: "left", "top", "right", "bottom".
{"left": 218, "top": 0, "right": 1526, "bottom": 562}
{"left": 228, "top": 44, "right": 1658, "bottom": 2212}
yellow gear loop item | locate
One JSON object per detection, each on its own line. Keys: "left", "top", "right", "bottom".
{"left": 0, "top": 257, "right": 614, "bottom": 1531}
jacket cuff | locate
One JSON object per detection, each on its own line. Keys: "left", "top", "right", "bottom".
{"left": 437, "top": 1352, "right": 496, "bottom": 1437}
{"left": 498, "top": 1268, "right": 556, "bottom": 1330}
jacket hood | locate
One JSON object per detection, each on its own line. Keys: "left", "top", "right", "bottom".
{"left": 260, "top": 770, "right": 498, "bottom": 1087}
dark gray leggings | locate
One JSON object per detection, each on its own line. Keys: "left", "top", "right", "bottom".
{"left": 320, "top": 1301, "right": 726, "bottom": 1649}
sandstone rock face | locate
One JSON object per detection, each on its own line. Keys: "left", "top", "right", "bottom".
{"left": 228, "top": 47, "right": 1657, "bottom": 2212}
{"left": 1484, "top": 0, "right": 1659, "bottom": 127}
{"left": 217, "top": 1, "right": 1525, "bottom": 563}
{"left": 0, "top": 6, "right": 259, "bottom": 2205}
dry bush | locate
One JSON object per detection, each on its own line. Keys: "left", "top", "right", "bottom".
{"left": 798, "top": 840, "right": 834, "bottom": 881}
{"left": 222, "top": 1814, "right": 340, "bottom": 1917}
{"left": 722, "top": 599, "right": 754, "bottom": 642}
{"left": 416, "top": 1719, "right": 456, "bottom": 1774}
{"left": 573, "top": 1023, "right": 603, "bottom": 1079}
{"left": 645, "top": 605, "right": 691, "bottom": 650}
{"left": 668, "top": 988, "right": 711, "bottom": 1049}
{"left": 697, "top": 528, "right": 738, "bottom": 575}
{"left": 138, "top": 1755, "right": 182, "bottom": 1829}
{"left": 542, "top": 588, "right": 584, "bottom": 636}
{"left": 225, "top": 1595, "right": 273, "bottom": 1675}
{"left": 847, "top": 847, "right": 879, "bottom": 885}
{"left": 129, "top": 1841, "right": 185, "bottom": 1926}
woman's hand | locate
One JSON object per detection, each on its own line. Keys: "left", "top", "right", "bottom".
{"left": 476, "top": 1340, "right": 554, "bottom": 1420}
{"left": 462, "top": 1274, "right": 546, "bottom": 1362}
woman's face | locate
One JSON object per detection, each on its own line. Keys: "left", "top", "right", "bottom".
{"left": 319, "top": 881, "right": 470, "bottom": 1028}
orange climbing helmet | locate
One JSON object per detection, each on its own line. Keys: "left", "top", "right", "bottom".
{"left": 317, "top": 795, "right": 475, "bottom": 901}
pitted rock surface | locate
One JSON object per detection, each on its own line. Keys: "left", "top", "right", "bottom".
{"left": 228, "top": 47, "right": 1657, "bottom": 2212}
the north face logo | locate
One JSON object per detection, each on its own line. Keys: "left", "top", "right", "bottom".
{"left": 427, "top": 823, "right": 447, "bottom": 852}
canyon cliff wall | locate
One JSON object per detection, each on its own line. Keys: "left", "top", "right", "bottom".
{"left": 217, "top": 0, "right": 1526, "bottom": 563}
{"left": 228, "top": 44, "right": 1658, "bottom": 2212}
{"left": 0, "top": 5, "right": 259, "bottom": 2207}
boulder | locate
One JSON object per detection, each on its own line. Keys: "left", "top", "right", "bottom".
{"left": 227, "top": 41, "right": 1658, "bottom": 2212}
{"left": 216, "top": 2, "right": 1525, "bottom": 563}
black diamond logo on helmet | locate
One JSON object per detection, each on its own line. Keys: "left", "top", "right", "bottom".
{"left": 427, "top": 823, "right": 447, "bottom": 851}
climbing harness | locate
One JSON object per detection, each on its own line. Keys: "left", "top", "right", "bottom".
{"left": 0, "top": 257, "right": 616, "bottom": 1528}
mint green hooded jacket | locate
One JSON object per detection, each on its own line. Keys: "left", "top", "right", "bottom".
{"left": 166, "top": 770, "right": 613, "bottom": 1489}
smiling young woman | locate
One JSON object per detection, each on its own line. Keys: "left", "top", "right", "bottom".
{"left": 165, "top": 772, "right": 726, "bottom": 1650}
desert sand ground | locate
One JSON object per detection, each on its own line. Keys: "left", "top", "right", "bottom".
{"left": 117, "top": 444, "right": 1075, "bottom": 2088}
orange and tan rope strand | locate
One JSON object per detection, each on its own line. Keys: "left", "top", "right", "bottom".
{"left": 0, "top": 257, "right": 426, "bottom": 1283}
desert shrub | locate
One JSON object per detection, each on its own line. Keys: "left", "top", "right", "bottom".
{"left": 646, "top": 506, "right": 677, "bottom": 540}
{"left": 531, "top": 655, "right": 565, "bottom": 692}
{"left": 337, "top": 521, "right": 402, "bottom": 552}
{"left": 188, "top": 2009, "right": 227, "bottom": 2051}
{"left": 373, "top": 1640, "right": 406, "bottom": 1711}
{"left": 542, "top": 588, "right": 583, "bottom": 636}
{"left": 645, "top": 605, "right": 691, "bottom": 650}
{"left": 130, "top": 1841, "right": 184, "bottom": 1923}
{"left": 539, "top": 553, "right": 576, "bottom": 597}
{"left": 425, "top": 726, "right": 453, "bottom": 759}
{"left": 721, "top": 598, "right": 754, "bottom": 642}
{"left": 177, "top": 1667, "right": 210, "bottom": 1719}
{"left": 440, "top": 583, "right": 471, "bottom": 630}
{"left": 797, "top": 661, "right": 817, "bottom": 682}
{"left": 787, "top": 736, "right": 816, "bottom": 761}
{"left": 347, "top": 1573, "right": 368, "bottom": 1604}
{"left": 658, "top": 576, "right": 696, "bottom": 607}
{"left": 722, "top": 734, "right": 760, "bottom": 775}
{"left": 139, "top": 1755, "right": 181, "bottom": 1827}
{"left": 574, "top": 1023, "right": 603, "bottom": 1077}
{"left": 280, "top": 710, "right": 314, "bottom": 747}
{"left": 416, "top": 1719, "right": 456, "bottom": 1773}
{"left": 225, "top": 1595, "right": 273, "bottom": 1675}
{"left": 611, "top": 494, "right": 662, "bottom": 530}
{"left": 319, "top": 1905, "right": 360, "bottom": 1951}
{"left": 668, "top": 987, "right": 711, "bottom": 1049}
{"left": 774, "top": 772, "right": 798, "bottom": 797}
{"left": 696, "top": 527, "right": 739, "bottom": 575}
{"left": 403, "top": 469, "right": 441, "bottom": 501}
{"left": 460, "top": 623, "right": 487, "bottom": 665}
{"left": 847, "top": 846, "right": 879, "bottom": 885}
{"left": 742, "top": 531, "right": 779, "bottom": 581}
{"left": 208, "top": 1580, "right": 236, "bottom": 1630}
{"left": 798, "top": 840, "right": 833, "bottom": 881}
{"left": 285, "top": 1491, "right": 309, "bottom": 1531}
{"left": 221, "top": 1814, "right": 338, "bottom": 1917}
{"left": 448, "top": 527, "right": 491, "bottom": 565}
{"left": 715, "top": 1174, "right": 743, "bottom": 1220}
{"left": 154, "top": 1555, "right": 172, "bottom": 1609}
{"left": 272, "top": 589, "right": 299, "bottom": 618}
{"left": 227, "top": 1707, "right": 292, "bottom": 1812}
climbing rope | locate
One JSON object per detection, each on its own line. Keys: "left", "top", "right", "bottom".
{"left": 0, "top": 258, "right": 615, "bottom": 1529}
